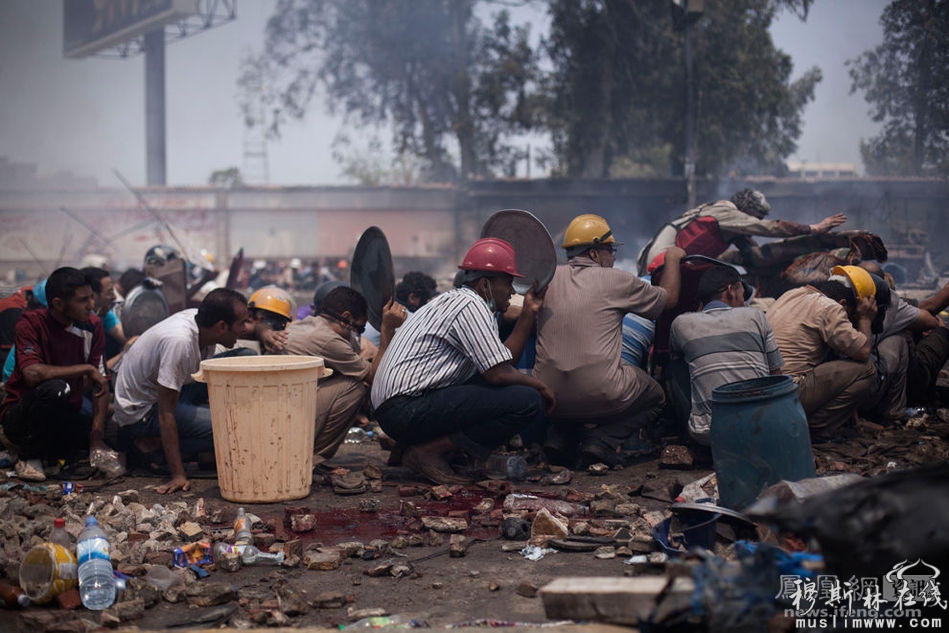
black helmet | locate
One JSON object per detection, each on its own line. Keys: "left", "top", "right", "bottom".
{"left": 144, "top": 244, "right": 180, "bottom": 268}
{"left": 869, "top": 273, "right": 891, "bottom": 334}
{"left": 312, "top": 280, "right": 348, "bottom": 313}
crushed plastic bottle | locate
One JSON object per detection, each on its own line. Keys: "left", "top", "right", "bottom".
{"left": 345, "top": 427, "right": 374, "bottom": 444}
{"left": 340, "top": 615, "right": 419, "bottom": 629}
{"left": 484, "top": 454, "right": 527, "bottom": 481}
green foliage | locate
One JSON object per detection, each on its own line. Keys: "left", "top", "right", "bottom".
{"left": 208, "top": 167, "right": 244, "bottom": 188}
{"left": 543, "top": 0, "right": 819, "bottom": 178}
{"left": 848, "top": 0, "right": 949, "bottom": 176}
{"left": 251, "top": 0, "right": 541, "bottom": 183}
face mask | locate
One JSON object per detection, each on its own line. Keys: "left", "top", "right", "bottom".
{"left": 349, "top": 329, "right": 361, "bottom": 351}
{"left": 480, "top": 280, "right": 496, "bottom": 313}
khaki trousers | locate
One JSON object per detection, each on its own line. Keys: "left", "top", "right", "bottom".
{"left": 313, "top": 375, "right": 367, "bottom": 464}
{"left": 795, "top": 360, "right": 876, "bottom": 438}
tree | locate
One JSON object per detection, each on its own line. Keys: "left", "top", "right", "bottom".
{"left": 250, "top": 0, "right": 540, "bottom": 182}
{"left": 542, "top": 0, "right": 820, "bottom": 179}
{"left": 208, "top": 167, "right": 244, "bottom": 188}
{"left": 848, "top": 0, "right": 949, "bottom": 176}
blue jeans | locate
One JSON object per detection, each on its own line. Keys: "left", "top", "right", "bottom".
{"left": 121, "top": 347, "right": 257, "bottom": 457}
{"left": 375, "top": 376, "right": 543, "bottom": 459}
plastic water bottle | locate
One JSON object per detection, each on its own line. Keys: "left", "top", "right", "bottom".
{"left": 484, "top": 454, "right": 528, "bottom": 481}
{"left": 233, "top": 507, "right": 253, "bottom": 545}
{"left": 50, "top": 518, "right": 72, "bottom": 549}
{"left": 237, "top": 544, "right": 285, "bottom": 566}
{"left": 77, "top": 517, "right": 115, "bottom": 610}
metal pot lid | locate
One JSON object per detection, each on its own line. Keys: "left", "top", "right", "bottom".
{"left": 669, "top": 501, "right": 756, "bottom": 526}
{"left": 480, "top": 209, "right": 557, "bottom": 294}
{"left": 225, "top": 247, "right": 244, "bottom": 290}
{"left": 350, "top": 226, "right": 395, "bottom": 331}
{"left": 121, "top": 284, "right": 169, "bottom": 338}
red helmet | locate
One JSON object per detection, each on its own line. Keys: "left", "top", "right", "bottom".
{"left": 459, "top": 238, "right": 524, "bottom": 278}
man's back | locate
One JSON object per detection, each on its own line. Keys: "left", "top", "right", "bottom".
{"left": 535, "top": 260, "right": 665, "bottom": 419}
{"left": 370, "top": 287, "right": 509, "bottom": 408}
{"left": 284, "top": 316, "right": 369, "bottom": 380}
{"left": 670, "top": 305, "right": 782, "bottom": 440}
{"left": 767, "top": 286, "right": 866, "bottom": 377}
{"left": 113, "top": 309, "right": 210, "bottom": 426}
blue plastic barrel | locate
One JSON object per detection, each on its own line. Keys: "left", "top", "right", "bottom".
{"left": 710, "top": 375, "right": 815, "bottom": 510}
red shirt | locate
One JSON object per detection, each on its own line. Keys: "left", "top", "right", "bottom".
{"left": 1, "top": 309, "right": 104, "bottom": 415}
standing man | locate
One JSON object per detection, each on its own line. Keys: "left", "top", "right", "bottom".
{"left": 669, "top": 265, "right": 784, "bottom": 446}
{"left": 534, "top": 214, "right": 685, "bottom": 467}
{"left": 1, "top": 267, "right": 109, "bottom": 482}
{"left": 113, "top": 288, "right": 251, "bottom": 494}
{"left": 767, "top": 265, "right": 878, "bottom": 440}
{"left": 284, "top": 286, "right": 404, "bottom": 466}
{"left": 371, "top": 238, "right": 555, "bottom": 485}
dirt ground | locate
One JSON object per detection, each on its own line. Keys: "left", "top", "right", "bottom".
{"left": 1, "top": 408, "right": 947, "bottom": 632}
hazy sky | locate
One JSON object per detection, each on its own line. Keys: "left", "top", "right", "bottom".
{"left": 0, "top": 0, "right": 888, "bottom": 187}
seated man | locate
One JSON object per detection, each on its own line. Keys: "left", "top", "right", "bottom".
{"left": 534, "top": 214, "right": 685, "bottom": 467}
{"left": 283, "top": 286, "right": 404, "bottom": 466}
{"left": 371, "top": 238, "right": 555, "bottom": 485}
{"left": 2, "top": 280, "right": 47, "bottom": 384}
{"left": 767, "top": 265, "right": 878, "bottom": 440}
{"left": 669, "top": 265, "right": 784, "bottom": 446}
{"left": 81, "top": 267, "right": 127, "bottom": 371}
{"left": 113, "top": 288, "right": 251, "bottom": 494}
{"left": 1, "top": 267, "right": 109, "bottom": 482}
{"left": 857, "top": 261, "right": 949, "bottom": 420}
{"left": 363, "top": 271, "right": 437, "bottom": 347}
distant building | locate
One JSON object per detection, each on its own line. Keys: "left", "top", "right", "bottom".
{"left": 0, "top": 156, "right": 97, "bottom": 190}
{"left": 786, "top": 161, "right": 859, "bottom": 179}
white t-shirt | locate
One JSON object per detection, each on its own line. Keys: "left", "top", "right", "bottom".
{"left": 113, "top": 309, "right": 215, "bottom": 426}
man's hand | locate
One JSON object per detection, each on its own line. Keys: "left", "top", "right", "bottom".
{"left": 664, "top": 246, "right": 686, "bottom": 261}
{"left": 157, "top": 475, "right": 190, "bottom": 494}
{"left": 811, "top": 213, "right": 847, "bottom": 234}
{"left": 87, "top": 367, "right": 109, "bottom": 397}
{"left": 538, "top": 383, "right": 556, "bottom": 416}
{"left": 855, "top": 296, "right": 878, "bottom": 321}
{"left": 522, "top": 283, "right": 547, "bottom": 318}
{"left": 260, "top": 328, "right": 289, "bottom": 353}
{"left": 380, "top": 299, "right": 408, "bottom": 333}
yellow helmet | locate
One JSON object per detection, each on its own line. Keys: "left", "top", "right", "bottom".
{"left": 831, "top": 265, "right": 875, "bottom": 300}
{"left": 248, "top": 286, "right": 293, "bottom": 320}
{"left": 562, "top": 214, "right": 624, "bottom": 249}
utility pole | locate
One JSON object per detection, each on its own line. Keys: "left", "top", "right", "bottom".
{"left": 675, "top": 0, "right": 704, "bottom": 209}
{"left": 144, "top": 29, "right": 166, "bottom": 186}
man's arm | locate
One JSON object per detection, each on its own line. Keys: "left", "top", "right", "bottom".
{"left": 503, "top": 284, "right": 545, "bottom": 364}
{"left": 155, "top": 385, "right": 189, "bottom": 494}
{"left": 658, "top": 247, "right": 686, "bottom": 311}
{"left": 367, "top": 300, "right": 406, "bottom": 383}
{"left": 849, "top": 296, "right": 877, "bottom": 362}
{"left": 483, "top": 362, "right": 556, "bottom": 415}
{"left": 22, "top": 362, "right": 106, "bottom": 395}
{"left": 918, "top": 282, "right": 949, "bottom": 316}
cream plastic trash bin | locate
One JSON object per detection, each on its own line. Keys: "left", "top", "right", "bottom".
{"left": 198, "top": 355, "right": 330, "bottom": 503}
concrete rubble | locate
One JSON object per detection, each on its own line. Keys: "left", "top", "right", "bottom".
{"left": 0, "top": 408, "right": 946, "bottom": 630}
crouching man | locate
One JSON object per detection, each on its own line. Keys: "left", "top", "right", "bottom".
{"left": 370, "top": 238, "right": 555, "bottom": 484}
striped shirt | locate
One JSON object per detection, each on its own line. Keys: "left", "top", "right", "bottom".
{"left": 670, "top": 302, "right": 783, "bottom": 443}
{"left": 370, "top": 286, "right": 511, "bottom": 408}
